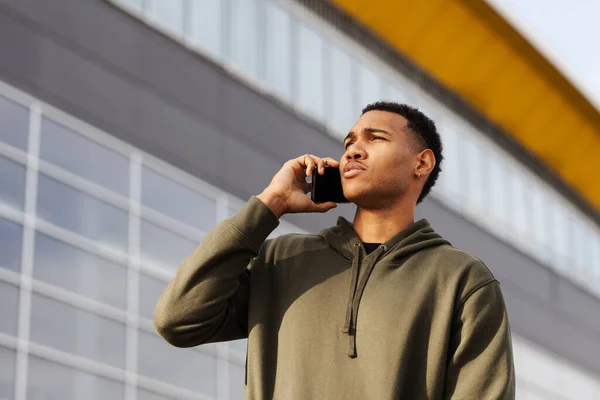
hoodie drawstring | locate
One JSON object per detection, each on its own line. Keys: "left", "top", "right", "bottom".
{"left": 342, "top": 242, "right": 387, "bottom": 358}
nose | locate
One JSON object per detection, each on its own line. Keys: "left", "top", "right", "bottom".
{"left": 346, "top": 145, "right": 366, "bottom": 160}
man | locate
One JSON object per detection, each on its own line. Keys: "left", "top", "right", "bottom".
{"left": 154, "top": 102, "right": 515, "bottom": 399}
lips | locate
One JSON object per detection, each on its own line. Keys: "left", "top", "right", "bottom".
{"left": 343, "top": 162, "right": 366, "bottom": 173}
{"left": 343, "top": 162, "right": 366, "bottom": 179}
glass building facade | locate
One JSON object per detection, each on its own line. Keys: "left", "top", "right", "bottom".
{"left": 0, "top": 82, "right": 304, "bottom": 399}
{"left": 1, "top": 0, "right": 599, "bottom": 399}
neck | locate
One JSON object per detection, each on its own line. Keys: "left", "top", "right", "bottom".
{"left": 352, "top": 199, "right": 415, "bottom": 244}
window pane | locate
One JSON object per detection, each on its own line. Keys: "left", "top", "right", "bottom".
{"left": 189, "top": 0, "right": 223, "bottom": 59}
{"left": 37, "top": 174, "right": 128, "bottom": 253}
{"left": 136, "top": 389, "right": 173, "bottom": 400}
{"left": 296, "top": 22, "right": 324, "bottom": 121}
{"left": 0, "top": 95, "right": 28, "bottom": 150}
{"left": 0, "top": 346, "right": 16, "bottom": 399}
{"left": 229, "top": 0, "right": 259, "bottom": 79}
{"left": 549, "top": 197, "right": 571, "bottom": 272}
{"left": 40, "top": 118, "right": 129, "bottom": 196}
{"left": 328, "top": 44, "right": 354, "bottom": 136}
{"left": 138, "top": 330, "right": 217, "bottom": 395}
{"left": 140, "top": 220, "right": 199, "bottom": 271}
{"left": 0, "top": 217, "right": 22, "bottom": 272}
{"left": 530, "top": 182, "right": 550, "bottom": 262}
{"left": 141, "top": 166, "right": 217, "bottom": 232}
{"left": 139, "top": 273, "right": 168, "bottom": 320}
{"left": 27, "top": 356, "right": 124, "bottom": 400}
{"left": 463, "top": 135, "right": 486, "bottom": 214}
{"left": 33, "top": 233, "right": 127, "bottom": 309}
{"left": 386, "top": 84, "right": 412, "bottom": 105}
{"left": 436, "top": 121, "right": 462, "bottom": 206}
{"left": 230, "top": 364, "right": 245, "bottom": 400}
{"left": 0, "top": 281, "right": 19, "bottom": 337}
{"left": 148, "top": 0, "right": 184, "bottom": 36}
{"left": 30, "top": 294, "right": 126, "bottom": 368}
{"left": 358, "top": 63, "right": 383, "bottom": 109}
{"left": 508, "top": 166, "right": 530, "bottom": 240}
{"left": 488, "top": 150, "right": 509, "bottom": 231}
{"left": 0, "top": 155, "right": 26, "bottom": 211}
{"left": 265, "top": 1, "right": 292, "bottom": 101}
{"left": 231, "top": 339, "right": 247, "bottom": 353}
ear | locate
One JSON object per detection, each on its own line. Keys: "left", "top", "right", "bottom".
{"left": 415, "top": 149, "right": 436, "bottom": 177}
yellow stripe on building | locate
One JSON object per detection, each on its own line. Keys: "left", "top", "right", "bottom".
{"left": 332, "top": 0, "right": 600, "bottom": 211}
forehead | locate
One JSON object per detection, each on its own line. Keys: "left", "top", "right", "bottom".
{"left": 353, "top": 110, "right": 408, "bottom": 133}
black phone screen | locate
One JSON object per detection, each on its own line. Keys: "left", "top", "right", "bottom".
{"left": 311, "top": 166, "right": 349, "bottom": 204}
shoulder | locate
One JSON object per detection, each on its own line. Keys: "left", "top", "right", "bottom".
{"left": 427, "top": 245, "right": 499, "bottom": 303}
{"left": 259, "top": 232, "right": 327, "bottom": 260}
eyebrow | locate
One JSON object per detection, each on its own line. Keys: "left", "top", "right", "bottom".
{"left": 343, "top": 127, "right": 392, "bottom": 143}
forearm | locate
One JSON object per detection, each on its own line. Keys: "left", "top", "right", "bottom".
{"left": 153, "top": 196, "right": 280, "bottom": 347}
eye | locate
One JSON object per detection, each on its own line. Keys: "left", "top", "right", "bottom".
{"left": 344, "top": 140, "right": 354, "bottom": 149}
{"left": 371, "top": 136, "right": 384, "bottom": 141}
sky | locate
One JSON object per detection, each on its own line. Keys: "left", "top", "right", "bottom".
{"left": 486, "top": 0, "right": 600, "bottom": 111}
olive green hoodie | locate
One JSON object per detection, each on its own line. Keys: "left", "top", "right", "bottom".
{"left": 154, "top": 196, "right": 515, "bottom": 399}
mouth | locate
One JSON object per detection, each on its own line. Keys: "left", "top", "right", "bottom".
{"left": 343, "top": 162, "right": 366, "bottom": 179}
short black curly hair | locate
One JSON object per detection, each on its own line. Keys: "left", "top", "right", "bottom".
{"left": 362, "top": 101, "right": 443, "bottom": 204}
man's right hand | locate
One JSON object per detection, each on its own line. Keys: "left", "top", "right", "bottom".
{"left": 257, "top": 154, "right": 340, "bottom": 218}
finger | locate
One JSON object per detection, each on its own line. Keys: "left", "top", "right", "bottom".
{"left": 317, "top": 159, "right": 325, "bottom": 175}
{"left": 310, "top": 201, "right": 338, "bottom": 213}
{"left": 305, "top": 159, "right": 315, "bottom": 177}
{"left": 323, "top": 157, "right": 341, "bottom": 167}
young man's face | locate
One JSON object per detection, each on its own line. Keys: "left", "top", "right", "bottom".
{"left": 340, "top": 110, "right": 422, "bottom": 207}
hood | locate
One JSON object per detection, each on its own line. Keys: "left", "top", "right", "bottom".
{"left": 318, "top": 217, "right": 451, "bottom": 358}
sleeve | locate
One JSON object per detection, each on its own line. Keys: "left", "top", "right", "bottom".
{"left": 444, "top": 279, "right": 516, "bottom": 399}
{"left": 152, "top": 196, "right": 280, "bottom": 348}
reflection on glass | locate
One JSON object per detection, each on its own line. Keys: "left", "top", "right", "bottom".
{"left": 30, "top": 294, "right": 126, "bottom": 368}
{"left": 265, "top": 1, "right": 292, "bottom": 100}
{"left": 229, "top": 0, "right": 259, "bottom": 79}
{"left": 139, "top": 273, "right": 168, "bottom": 320}
{"left": 148, "top": 0, "right": 184, "bottom": 35}
{"left": 141, "top": 166, "right": 217, "bottom": 232}
{"left": 0, "top": 346, "right": 15, "bottom": 399}
{"left": 0, "top": 155, "right": 26, "bottom": 211}
{"left": 358, "top": 63, "right": 383, "bottom": 109}
{"left": 140, "top": 219, "right": 199, "bottom": 271}
{"left": 138, "top": 330, "right": 217, "bottom": 395}
{"left": 0, "top": 281, "right": 19, "bottom": 336}
{"left": 189, "top": 0, "right": 223, "bottom": 59}
{"left": 40, "top": 118, "right": 129, "bottom": 196}
{"left": 328, "top": 44, "right": 354, "bottom": 135}
{"left": 296, "top": 22, "right": 325, "bottom": 120}
{"left": 0, "top": 95, "right": 28, "bottom": 150}
{"left": 0, "top": 218, "right": 22, "bottom": 272}
{"left": 27, "top": 356, "right": 124, "bottom": 400}
{"left": 37, "top": 174, "right": 129, "bottom": 253}
{"left": 33, "top": 233, "right": 127, "bottom": 309}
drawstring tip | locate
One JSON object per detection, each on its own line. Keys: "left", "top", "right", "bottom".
{"left": 347, "top": 333, "right": 357, "bottom": 358}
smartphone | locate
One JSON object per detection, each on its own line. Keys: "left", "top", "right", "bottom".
{"left": 311, "top": 166, "right": 349, "bottom": 204}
